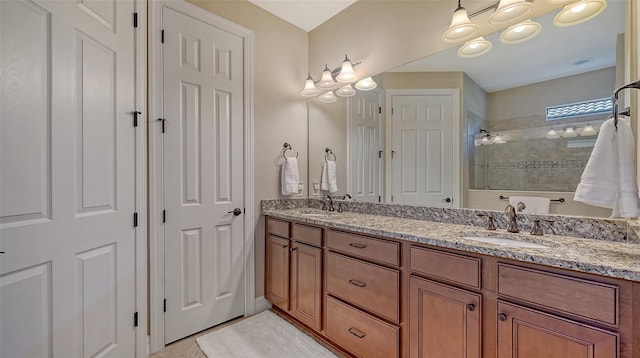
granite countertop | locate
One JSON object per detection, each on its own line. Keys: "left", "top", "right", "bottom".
{"left": 263, "top": 208, "right": 640, "bottom": 283}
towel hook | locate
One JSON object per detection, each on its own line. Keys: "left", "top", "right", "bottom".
{"left": 325, "top": 148, "right": 337, "bottom": 161}
{"left": 283, "top": 142, "right": 298, "bottom": 159}
{"left": 612, "top": 78, "right": 640, "bottom": 130}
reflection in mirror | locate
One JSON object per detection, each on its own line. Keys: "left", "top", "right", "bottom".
{"left": 308, "top": 1, "right": 626, "bottom": 218}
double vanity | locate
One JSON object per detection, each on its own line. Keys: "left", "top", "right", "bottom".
{"left": 263, "top": 199, "right": 640, "bottom": 358}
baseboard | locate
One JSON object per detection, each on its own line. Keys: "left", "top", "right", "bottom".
{"left": 254, "top": 296, "right": 272, "bottom": 313}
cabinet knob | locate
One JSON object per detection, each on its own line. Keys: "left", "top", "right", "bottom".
{"left": 498, "top": 313, "right": 508, "bottom": 321}
{"left": 466, "top": 303, "right": 475, "bottom": 311}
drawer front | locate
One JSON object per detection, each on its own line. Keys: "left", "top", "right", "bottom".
{"left": 326, "top": 252, "right": 399, "bottom": 322}
{"left": 326, "top": 296, "right": 399, "bottom": 358}
{"left": 498, "top": 264, "right": 618, "bottom": 326}
{"left": 410, "top": 246, "right": 481, "bottom": 289}
{"left": 327, "top": 230, "right": 399, "bottom": 266}
{"left": 266, "top": 217, "right": 289, "bottom": 238}
{"left": 291, "top": 223, "right": 322, "bottom": 247}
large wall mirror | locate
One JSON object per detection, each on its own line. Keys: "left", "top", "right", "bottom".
{"left": 307, "top": 0, "right": 628, "bottom": 218}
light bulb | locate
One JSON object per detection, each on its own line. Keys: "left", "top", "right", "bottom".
{"left": 572, "top": 3, "right": 587, "bottom": 12}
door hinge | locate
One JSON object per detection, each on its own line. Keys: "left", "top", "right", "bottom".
{"left": 133, "top": 312, "right": 138, "bottom": 327}
{"left": 158, "top": 118, "right": 166, "bottom": 133}
{"left": 378, "top": 196, "right": 381, "bottom": 202}
{"left": 378, "top": 106, "right": 382, "bottom": 114}
{"left": 163, "top": 299, "right": 167, "bottom": 312}
{"left": 162, "top": 210, "right": 166, "bottom": 223}
{"left": 133, "top": 111, "right": 141, "bottom": 127}
{"left": 391, "top": 107, "right": 394, "bottom": 115}
{"left": 161, "top": 29, "right": 165, "bottom": 43}
{"left": 133, "top": 12, "right": 138, "bottom": 28}
{"left": 133, "top": 212, "right": 138, "bottom": 227}
{"left": 378, "top": 150, "right": 383, "bottom": 158}
{"left": 391, "top": 195, "right": 394, "bottom": 202}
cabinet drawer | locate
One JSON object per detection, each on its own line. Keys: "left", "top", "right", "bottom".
{"left": 326, "top": 230, "right": 399, "bottom": 266}
{"left": 266, "top": 217, "right": 289, "bottom": 238}
{"left": 291, "top": 223, "right": 322, "bottom": 247}
{"left": 326, "top": 296, "right": 399, "bottom": 358}
{"left": 498, "top": 264, "right": 618, "bottom": 326}
{"left": 326, "top": 252, "right": 399, "bottom": 322}
{"left": 410, "top": 246, "right": 481, "bottom": 289}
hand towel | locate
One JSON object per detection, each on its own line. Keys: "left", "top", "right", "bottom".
{"left": 508, "top": 196, "right": 551, "bottom": 214}
{"left": 281, "top": 158, "right": 299, "bottom": 196}
{"left": 320, "top": 160, "right": 338, "bottom": 193}
{"left": 574, "top": 117, "right": 640, "bottom": 218}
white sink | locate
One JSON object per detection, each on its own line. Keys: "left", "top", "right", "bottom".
{"left": 462, "top": 236, "right": 549, "bottom": 249}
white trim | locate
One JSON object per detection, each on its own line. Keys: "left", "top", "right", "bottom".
{"left": 254, "top": 296, "right": 272, "bottom": 313}
{"left": 148, "top": 1, "right": 255, "bottom": 353}
{"left": 133, "top": 0, "right": 148, "bottom": 357}
{"left": 384, "top": 89, "right": 461, "bottom": 207}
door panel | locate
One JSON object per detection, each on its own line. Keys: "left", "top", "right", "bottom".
{"left": 391, "top": 94, "right": 456, "bottom": 207}
{"left": 162, "top": 7, "right": 245, "bottom": 343}
{"left": 349, "top": 91, "right": 382, "bottom": 202}
{"left": 0, "top": 0, "right": 137, "bottom": 356}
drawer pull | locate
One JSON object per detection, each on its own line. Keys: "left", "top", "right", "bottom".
{"left": 347, "top": 327, "right": 366, "bottom": 339}
{"left": 349, "top": 243, "right": 367, "bottom": 249}
{"left": 467, "top": 303, "right": 475, "bottom": 311}
{"left": 498, "top": 313, "right": 508, "bottom": 321}
{"left": 348, "top": 279, "right": 367, "bottom": 288}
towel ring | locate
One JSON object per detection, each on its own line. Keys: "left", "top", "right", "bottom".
{"left": 325, "top": 148, "right": 336, "bottom": 161}
{"left": 283, "top": 142, "right": 298, "bottom": 159}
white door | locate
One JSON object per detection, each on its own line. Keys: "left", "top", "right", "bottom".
{"left": 349, "top": 91, "right": 383, "bottom": 202}
{"left": 0, "top": 0, "right": 137, "bottom": 357}
{"left": 390, "top": 93, "right": 458, "bottom": 207}
{"left": 161, "top": 7, "right": 245, "bottom": 343}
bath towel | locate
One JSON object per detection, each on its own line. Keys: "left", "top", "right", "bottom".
{"left": 321, "top": 160, "right": 338, "bottom": 193}
{"left": 281, "top": 158, "right": 300, "bottom": 196}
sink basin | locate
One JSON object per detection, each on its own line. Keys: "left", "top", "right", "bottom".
{"left": 462, "top": 236, "right": 549, "bottom": 249}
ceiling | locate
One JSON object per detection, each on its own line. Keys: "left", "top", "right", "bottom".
{"left": 248, "top": 0, "right": 357, "bottom": 32}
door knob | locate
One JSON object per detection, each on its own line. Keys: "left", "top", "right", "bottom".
{"left": 445, "top": 197, "right": 452, "bottom": 203}
{"left": 498, "top": 313, "right": 508, "bottom": 321}
{"left": 228, "top": 208, "right": 242, "bottom": 216}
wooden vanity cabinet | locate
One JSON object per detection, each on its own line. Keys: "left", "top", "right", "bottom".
{"left": 290, "top": 239, "right": 322, "bottom": 331}
{"left": 265, "top": 218, "right": 291, "bottom": 311}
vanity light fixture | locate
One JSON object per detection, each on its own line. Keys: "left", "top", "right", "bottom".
{"left": 458, "top": 37, "right": 492, "bottom": 58}
{"left": 355, "top": 77, "right": 377, "bottom": 91}
{"left": 492, "top": 134, "right": 506, "bottom": 144}
{"left": 563, "top": 127, "right": 577, "bottom": 137}
{"left": 500, "top": 20, "right": 541, "bottom": 44}
{"left": 489, "top": 0, "right": 533, "bottom": 25}
{"left": 554, "top": 0, "right": 607, "bottom": 27}
{"left": 336, "top": 54, "right": 357, "bottom": 82}
{"left": 481, "top": 136, "right": 491, "bottom": 144}
{"left": 580, "top": 124, "right": 597, "bottom": 136}
{"left": 318, "top": 91, "right": 337, "bottom": 103}
{"left": 300, "top": 73, "right": 320, "bottom": 97}
{"left": 318, "top": 65, "right": 337, "bottom": 89}
{"left": 336, "top": 84, "right": 356, "bottom": 97}
{"left": 442, "top": 0, "right": 479, "bottom": 44}
{"left": 546, "top": 129, "right": 560, "bottom": 139}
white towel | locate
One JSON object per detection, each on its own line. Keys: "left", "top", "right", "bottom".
{"left": 281, "top": 158, "right": 299, "bottom": 196}
{"left": 320, "top": 160, "right": 338, "bottom": 193}
{"left": 574, "top": 117, "right": 640, "bottom": 218}
{"left": 509, "top": 196, "right": 551, "bottom": 214}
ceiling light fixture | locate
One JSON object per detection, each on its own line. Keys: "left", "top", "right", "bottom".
{"left": 489, "top": 0, "right": 533, "bottom": 25}
{"left": 500, "top": 20, "right": 541, "bottom": 44}
{"left": 336, "top": 54, "right": 357, "bottom": 82}
{"left": 458, "top": 37, "right": 492, "bottom": 58}
{"left": 554, "top": 0, "right": 607, "bottom": 27}
{"left": 318, "top": 64, "right": 337, "bottom": 89}
{"left": 355, "top": 77, "right": 377, "bottom": 91}
{"left": 300, "top": 73, "right": 320, "bottom": 97}
{"left": 442, "top": 0, "right": 479, "bottom": 44}
{"left": 336, "top": 84, "right": 357, "bottom": 97}
{"left": 318, "top": 91, "right": 337, "bottom": 103}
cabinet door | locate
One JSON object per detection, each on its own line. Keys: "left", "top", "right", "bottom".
{"left": 497, "top": 301, "right": 618, "bottom": 358}
{"left": 409, "top": 276, "right": 481, "bottom": 358}
{"left": 265, "top": 234, "right": 290, "bottom": 311}
{"left": 290, "top": 242, "right": 323, "bottom": 331}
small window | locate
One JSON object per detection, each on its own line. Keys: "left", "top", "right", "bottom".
{"left": 546, "top": 97, "right": 612, "bottom": 121}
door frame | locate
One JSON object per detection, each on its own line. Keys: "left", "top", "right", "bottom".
{"left": 384, "top": 89, "right": 461, "bottom": 206}
{"left": 148, "top": 0, "right": 255, "bottom": 353}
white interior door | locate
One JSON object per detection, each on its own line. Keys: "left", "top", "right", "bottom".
{"left": 161, "top": 7, "right": 245, "bottom": 344}
{"left": 390, "top": 93, "right": 458, "bottom": 207}
{"left": 349, "top": 91, "right": 383, "bottom": 202}
{"left": 0, "top": 0, "right": 138, "bottom": 357}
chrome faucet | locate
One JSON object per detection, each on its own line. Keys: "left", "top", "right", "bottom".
{"left": 505, "top": 204, "right": 519, "bottom": 233}
{"left": 322, "top": 195, "right": 335, "bottom": 211}
{"left": 530, "top": 219, "right": 555, "bottom": 236}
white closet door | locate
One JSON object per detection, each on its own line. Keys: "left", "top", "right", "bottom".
{"left": 391, "top": 93, "right": 457, "bottom": 207}
{"left": 1, "top": 0, "right": 137, "bottom": 357}
{"left": 349, "top": 91, "right": 383, "bottom": 202}
{"left": 161, "top": 7, "right": 246, "bottom": 344}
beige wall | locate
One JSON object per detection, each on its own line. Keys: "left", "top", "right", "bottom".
{"left": 187, "top": 0, "right": 309, "bottom": 298}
